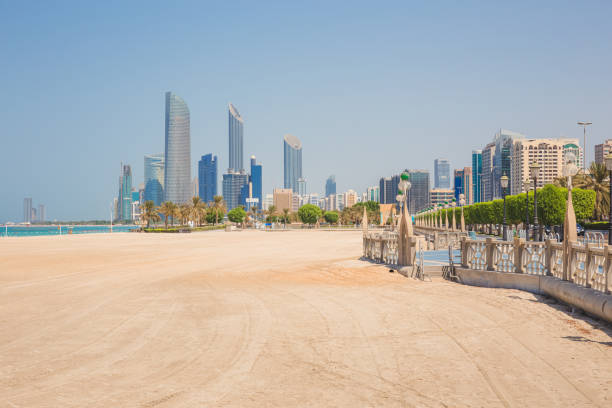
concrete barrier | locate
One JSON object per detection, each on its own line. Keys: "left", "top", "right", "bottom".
{"left": 456, "top": 267, "right": 612, "bottom": 323}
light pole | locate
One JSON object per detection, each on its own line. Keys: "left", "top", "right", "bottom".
{"left": 501, "top": 174, "right": 509, "bottom": 241}
{"left": 529, "top": 162, "right": 541, "bottom": 241}
{"left": 459, "top": 194, "right": 466, "bottom": 232}
{"left": 396, "top": 172, "right": 411, "bottom": 223}
{"left": 451, "top": 198, "right": 456, "bottom": 231}
{"left": 578, "top": 121, "right": 592, "bottom": 172}
{"left": 523, "top": 179, "right": 531, "bottom": 240}
{"left": 605, "top": 154, "right": 612, "bottom": 245}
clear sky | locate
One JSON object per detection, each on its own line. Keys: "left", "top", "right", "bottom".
{"left": 1, "top": 0, "right": 611, "bottom": 221}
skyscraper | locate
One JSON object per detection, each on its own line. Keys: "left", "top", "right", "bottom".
{"left": 38, "top": 204, "right": 45, "bottom": 223}
{"left": 481, "top": 142, "right": 495, "bottom": 202}
{"left": 144, "top": 154, "right": 164, "bottom": 206}
{"left": 222, "top": 171, "right": 248, "bottom": 211}
{"left": 472, "top": 150, "right": 482, "bottom": 203}
{"left": 250, "top": 156, "right": 263, "bottom": 208}
{"left": 228, "top": 103, "right": 244, "bottom": 172}
{"left": 198, "top": 154, "right": 218, "bottom": 203}
{"left": 595, "top": 139, "right": 612, "bottom": 164}
{"left": 23, "top": 198, "right": 32, "bottom": 223}
{"left": 406, "top": 170, "right": 430, "bottom": 214}
{"left": 283, "top": 134, "right": 303, "bottom": 193}
{"left": 297, "top": 177, "right": 307, "bottom": 197}
{"left": 164, "top": 91, "right": 191, "bottom": 204}
{"left": 325, "top": 175, "right": 336, "bottom": 197}
{"left": 434, "top": 159, "right": 451, "bottom": 189}
{"left": 119, "top": 164, "right": 133, "bottom": 221}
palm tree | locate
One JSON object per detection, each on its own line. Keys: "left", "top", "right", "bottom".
{"left": 140, "top": 200, "right": 160, "bottom": 228}
{"left": 210, "top": 195, "right": 226, "bottom": 225}
{"left": 179, "top": 203, "right": 191, "bottom": 225}
{"left": 159, "top": 201, "right": 176, "bottom": 229}
{"left": 282, "top": 208, "right": 290, "bottom": 227}
{"left": 249, "top": 205, "right": 258, "bottom": 224}
{"left": 191, "top": 196, "right": 206, "bottom": 226}
{"left": 573, "top": 162, "right": 609, "bottom": 220}
{"left": 267, "top": 205, "right": 277, "bottom": 222}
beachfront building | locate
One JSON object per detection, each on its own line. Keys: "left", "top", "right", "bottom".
{"left": 250, "top": 156, "right": 262, "bottom": 209}
{"left": 222, "top": 171, "right": 248, "bottom": 211}
{"left": 283, "top": 134, "right": 303, "bottom": 193}
{"left": 164, "top": 91, "right": 191, "bottom": 204}
{"left": 273, "top": 188, "right": 293, "bottom": 212}
{"left": 144, "top": 154, "right": 164, "bottom": 206}
{"left": 117, "top": 164, "right": 133, "bottom": 222}
{"left": 228, "top": 103, "right": 244, "bottom": 172}
{"left": 198, "top": 154, "right": 218, "bottom": 204}
{"left": 434, "top": 158, "right": 451, "bottom": 189}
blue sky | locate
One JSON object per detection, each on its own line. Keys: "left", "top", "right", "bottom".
{"left": 1, "top": 0, "right": 611, "bottom": 221}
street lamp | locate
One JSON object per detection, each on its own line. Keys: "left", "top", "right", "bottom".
{"left": 500, "top": 174, "right": 509, "bottom": 240}
{"left": 451, "top": 198, "right": 456, "bottom": 231}
{"left": 529, "top": 162, "right": 542, "bottom": 241}
{"left": 604, "top": 154, "right": 612, "bottom": 244}
{"left": 459, "top": 193, "right": 466, "bottom": 232}
{"left": 396, "top": 172, "right": 411, "bottom": 228}
{"left": 578, "top": 121, "right": 592, "bottom": 172}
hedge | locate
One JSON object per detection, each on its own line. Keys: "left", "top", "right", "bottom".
{"left": 418, "top": 185, "right": 595, "bottom": 227}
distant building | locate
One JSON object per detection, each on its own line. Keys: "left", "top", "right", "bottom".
{"left": 454, "top": 167, "right": 473, "bottom": 204}
{"left": 297, "top": 177, "right": 307, "bottom": 197}
{"left": 273, "top": 188, "right": 293, "bottom": 212}
{"left": 198, "top": 154, "right": 218, "bottom": 203}
{"left": 406, "top": 170, "right": 430, "bottom": 214}
{"left": 192, "top": 177, "right": 198, "bottom": 198}
{"left": 283, "top": 134, "right": 303, "bottom": 193}
{"left": 510, "top": 138, "right": 582, "bottom": 194}
{"left": 595, "top": 139, "right": 612, "bottom": 165}
{"left": 119, "top": 164, "right": 133, "bottom": 221}
{"left": 38, "top": 204, "right": 45, "bottom": 223}
{"left": 292, "top": 194, "right": 300, "bottom": 212}
{"left": 325, "top": 175, "right": 336, "bottom": 197}
{"left": 379, "top": 175, "right": 400, "bottom": 204}
{"left": 31, "top": 207, "right": 37, "bottom": 222}
{"left": 336, "top": 193, "right": 345, "bottom": 211}
{"left": 492, "top": 129, "right": 524, "bottom": 200}
{"left": 344, "top": 190, "right": 358, "bottom": 208}
{"left": 481, "top": 142, "right": 496, "bottom": 202}
{"left": 367, "top": 186, "right": 379, "bottom": 202}
{"left": 222, "top": 171, "right": 248, "bottom": 211}
{"left": 144, "top": 154, "right": 164, "bottom": 206}
{"left": 434, "top": 159, "right": 451, "bottom": 189}
{"left": 250, "top": 156, "right": 263, "bottom": 209}
{"left": 228, "top": 103, "right": 244, "bottom": 172}
{"left": 164, "top": 91, "right": 191, "bottom": 204}
{"left": 23, "top": 198, "right": 32, "bottom": 223}
{"left": 263, "top": 194, "right": 274, "bottom": 211}
{"left": 472, "top": 150, "right": 482, "bottom": 203}
{"left": 430, "top": 188, "right": 455, "bottom": 207}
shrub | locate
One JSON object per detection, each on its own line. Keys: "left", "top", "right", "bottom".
{"left": 298, "top": 204, "right": 322, "bottom": 224}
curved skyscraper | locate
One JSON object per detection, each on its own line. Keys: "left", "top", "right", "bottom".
{"left": 144, "top": 154, "right": 164, "bottom": 206}
{"left": 283, "top": 134, "right": 302, "bottom": 193}
{"left": 164, "top": 91, "right": 191, "bottom": 204}
{"left": 228, "top": 103, "right": 244, "bottom": 171}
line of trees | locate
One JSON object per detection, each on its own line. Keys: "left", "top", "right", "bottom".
{"left": 419, "top": 185, "right": 596, "bottom": 227}
{"left": 140, "top": 196, "right": 227, "bottom": 228}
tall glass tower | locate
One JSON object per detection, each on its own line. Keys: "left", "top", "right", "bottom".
{"left": 120, "top": 164, "right": 133, "bottom": 221}
{"left": 472, "top": 150, "right": 482, "bottom": 203}
{"left": 198, "top": 154, "right": 218, "bottom": 203}
{"left": 228, "top": 103, "right": 244, "bottom": 172}
{"left": 325, "top": 175, "right": 336, "bottom": 197}
{"left": 164, "top": 91, "right": 191, "bottom": 204}
{"left": 283, "top": 134, "right": 302, "bottom": 193}
{"left": 434, "top": 158, "right": 451, "bottom": 189}
{"left": 250, "top": 156, "right": 263, "bottom": 208}
{"left": 144, "top": 154, "right": 164, "bottom": 206}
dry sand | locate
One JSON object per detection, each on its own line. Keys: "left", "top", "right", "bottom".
{"left": 1, "top": 230, "right": 611, "bottom": 407}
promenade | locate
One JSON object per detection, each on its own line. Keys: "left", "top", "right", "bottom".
{"left": 1, "top": 230, "right": 610, "bottom": 407}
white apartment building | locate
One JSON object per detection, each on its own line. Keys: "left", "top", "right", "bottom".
{"left": 510, "top": 138, "right": 582, "bottom": 194}
{"left": 344, "top": 190, "right": 358, "bottom": 208}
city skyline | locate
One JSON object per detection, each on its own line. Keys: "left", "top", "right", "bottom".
{"left": 2, "top": 2, "right": 611, "bottom": 221}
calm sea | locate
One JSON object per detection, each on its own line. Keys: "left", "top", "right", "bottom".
{"left": 1, "top": 225, "right": 138, "bottom": 237}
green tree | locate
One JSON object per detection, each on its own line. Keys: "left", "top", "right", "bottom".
{"left": 298, "top": 204, "right": 322, "bottom": 225}
{"left": 159, "top": 201, "right": 176, "bottom": 229}
{"left": 572, "top": 188, "right": 596, "bottom": 222}
{"left": 140, "top": 200, "right": 160, "bottom": 228}
{"left": 191, "top": 196, "right": 206, "bottom": 226}
{"left": 282, "top": 208, "right": 290, "bottom": 226}
{"left": 572, "top": 163, "right": 609, "bottom": 220}
{"left": 324, "top": 211, "right": 339, "bottom": 224}
{"left": 227, "top": 207, "right": 247, "bottom": 223}
{"left": 209, "top": 196, "right": 226, "bottom": 224}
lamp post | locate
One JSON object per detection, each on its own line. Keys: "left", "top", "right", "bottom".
{"left": 529, "top": 162, "right": 541, "bottom": 241}
{"left": 523, "top": 179, "right": 531, "bottom": 240}
{"left": 451, "top": 198, "right": 456, "bottom": 231}
{"left": 605, "top": 154, "right": 612, "bottom": 245}
{"left": 577, "top": 121, "right": 592, "bottom": 172}
{"left": 459, "top": 193, "right": 466, "bottom": 232}
{"left": 396, "top": 172, "right": 411, "bottom": 222}
{"left": 500, "top": 174, "right": 509, "bottom": 241}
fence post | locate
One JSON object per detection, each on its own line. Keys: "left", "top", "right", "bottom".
{"left": 585, "top": 243, "right": 593, "bottom": 288}
{"left": 604, "top": 245, "right": 610, "bottom": 294}
{"left": 461, "top": 236, "right": 467, "bottom": 267}
{"left": 514, "top": 237, "right": 524, "bottom": 274}
{"left": 486, "top": 237, "right": 494, "bottom": 271}
{"left": 545, "top": 239, "right": 553, "bottom": 276}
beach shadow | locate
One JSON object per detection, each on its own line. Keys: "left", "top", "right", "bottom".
{"left": 561, "top": 335, "right": 612, "bottom": 347}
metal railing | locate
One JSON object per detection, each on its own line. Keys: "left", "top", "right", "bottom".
{"left": 460, "top": 237, "right": 611, "bottom": 294}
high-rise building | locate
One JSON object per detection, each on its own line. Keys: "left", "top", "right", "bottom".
{"left": 273, "top": 188, "right": 293, "bottom": 212}
{"left": 492, "top": 129, "right": 524, "bottom": 200}
{"left": 228, "top": 103, "right": 244, "bottom": 171}
{"left": 119, "top": 164, "right": 133, "bottom": 221}
{"left": 250, "top": 156, "right": 263, "bottom": 209}
{"left": 263, "top": 194, "right": 274, "bottom": 211}
{"left": 38, "top": 204, "right": 45, "bottom": 223}
{"left": 429, "top": 188, "right": 455, "bottom": 206}
{"left": 453, "top": 167, "right": 473, "bottom": 204}
{"left": 164, "top": 91, "right": 191, "bottom": 204}
{"left": 344, "top": 190, "right": 358, "bottom": 208}
{"left": 472, "top": 150, "right": 482, "bottom": 203}
{"left": 23, "top": 198, "right": 32, "bottom": 223}
{"left": 434, "top": 159, "right": 451, "bottom": 189}
{"left": 366, "top": 186, "right": 379, "bottom": 202}
{"left": 325, "top": 175, "right": 336, "bottom": 197}
{"left": 510, "top": 138, "right": 582, "bottom": 194}
{"left": 406, "top": 170, "right": 430, "bottom": 214}
{"left": 336, "top": 193, "right": 345, "bottom": 211}
{"left": 283, "top": 134, "right": 303, "bottom": 193}
{"left": 595, "top": 140, "right": 612, "bottom": 165}
{"left": 198, "top": 154, "right": 218, "bottom": 203}
{"left": 481, "top": 142, "right": 496, "bottom": 202}
{"left": 454, "top": 169, "right": 464, "bottom": 203}
{"left": 144, "top": 154, "right": 164, "bottom": 206}
{"left": 297, "top": 177, "right": 307, "bottom": 197}
{"left": 379, "top": 175, "right": 400, "bottom": 204}
{"left": 222, "top": 171, "right": 248, "bottom": 211}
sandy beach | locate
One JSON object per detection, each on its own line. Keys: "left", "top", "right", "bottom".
{"left": 1, "top": 230, "right": 611, "bottom": 407}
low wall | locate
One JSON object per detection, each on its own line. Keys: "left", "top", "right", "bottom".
{"left": 456, "top": 267, "right": 612, "bottom": 323}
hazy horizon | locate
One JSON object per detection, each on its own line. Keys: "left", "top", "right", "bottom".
{"left": 1, "top": 1, "right": 611, "bottom": 221}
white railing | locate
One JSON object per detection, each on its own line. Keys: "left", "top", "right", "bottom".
{"left": 363, "top": 231, "right": 399, "bottom": 265}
